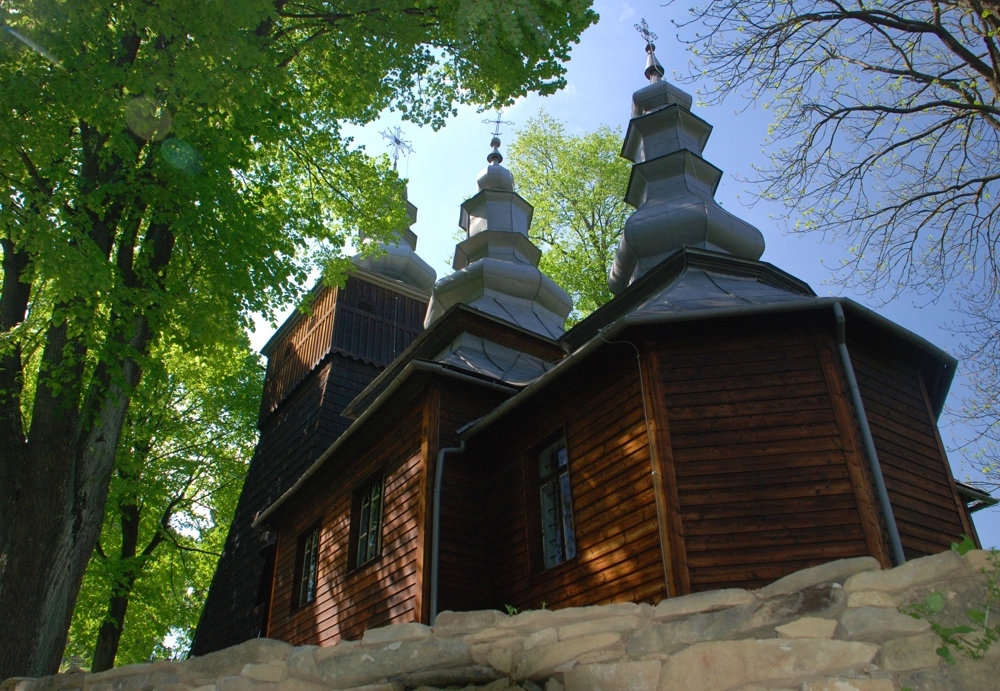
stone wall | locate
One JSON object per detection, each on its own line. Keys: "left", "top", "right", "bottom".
{"left": 5, "top": 550, "right": 1000, "bottom": 690}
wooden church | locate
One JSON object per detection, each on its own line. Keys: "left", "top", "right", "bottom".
{"left": 191, "top": 40, "right": 987, "bottom": 654}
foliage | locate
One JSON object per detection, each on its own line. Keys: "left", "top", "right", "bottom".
{"left": 64, "top": 336, "right": 262, "bottom": 670}
{"left": 507, "top": 111, "right": 630, "bottom": 320}
{"left": 0, "top": 0, "right": 597, "bottom": 677}
{"left": 675, "top": 0, "right": 1000, "bottom": 488}
{"left": 902, "top": 536, "right": 1000, "bottom": 665}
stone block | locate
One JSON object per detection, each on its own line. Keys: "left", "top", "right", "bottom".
{"left": 759, "top": 557, "right": 880, "bottom": 598}
{"left": 472, "top": 635, "right": 522, "bottom": 668}
{"left": 501, "top": 604, "right": 640, "bottom": 632}
{"left": 653, "top": 589, "right": 755, "bottom": 622}
{"left": 879, "top": 632, "right": 942, "bottom": 672}
{"left": 395, "top": 664, "right": 502, "bottom": 688}
{"left": 512, "top": 633, "right": 621, "bottom": 680}
{"left": 466, "top": 626, "right": 516, "bottom": 643}
{"left": 844, "top": 551, "right": 962, "bottom": 594}
{"left": 574, "top": 649, "right": 627, "bottom": 666}
{"left": 660, "top": 639, "right": 879, "bottom": 691}
{"left": 183, "top": 638, "right": 292, "bottom": 682}
{"left": 962, "top": 549, "right": 997, "bottom": 574}
{"left": 362, "top": 622, "right": 433, "bottom": 646}
{"left": 801, "top": 679, "right": 895, "bottom": 691}
{"left": 524, "top": 628, "right": 558, "bottom": 650}
{"left": 838, "top": 606, "right": 929, "bottom": 642}
{"left": 774, "top": 617, "right": 838, "bottom": 639}
{"left": 486, "top": 645, "right": 516, "bottom": 674}
{"left": 434, "top": 609, "right": 509, "bottom": 634}
{"left": 316, "top": 637, "right": 472, "bottom": 688}
{"left": 241, "top": 663, "right": 287, "bottom": 683}
{"left": 628, "top": 604, "right": 757, "bottom": 657}
{"left": 286, "top": 646, "right": 321, "bottom": 681}
{"left": 846, "top": 591, "right": 896, "bottom": 609}
{"left": 313, "top": 639, "right": 361, "bottom": 663}
{"left": 558, "top": 616, "right": 642, "bottom": 641}
{"left": 563, "top": 661, "right": 662, "bottom": 691}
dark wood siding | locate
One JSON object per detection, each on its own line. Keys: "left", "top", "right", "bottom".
{"left": 655, "top": 325, "right": 877, "bottom": 592}
{"left": 435, "top": 383, "right": 514, "bottom": 614}
{"left": 851, "top": 345, "right": 970, "bottom": 558}
{"left": 268, "top": 399, "right": 426, "bottom": 646}
{"left": 260, "top": 277, "right": 426, "bottom": 420}
{"left": 474, "top": 348, "right": 668, "bottom": 613}
{"left": 193, "top": 354, "right": 382, "bottom": 653}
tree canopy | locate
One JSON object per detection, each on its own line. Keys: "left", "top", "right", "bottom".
{"left": 507, "top": 112, "right": 630, "bottom": 320}
{"left": 0, "top": 0, "right": 597, "bottom": 677}
{"left": 677, "top": 0, "right": 1000, "bottom": 485}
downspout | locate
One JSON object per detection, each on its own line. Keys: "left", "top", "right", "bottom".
{"left": 430, "top": 440, "right": 465, "bottom": 623}
{"left": 833, "top": 302, "right": 906, "bottom": 566}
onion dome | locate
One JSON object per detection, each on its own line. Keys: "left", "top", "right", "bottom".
{"left": 607, "top": 22, "right": 766, "bottom": 295}
{"left": 424, "top": 133, "right": 573, "bottom": 338}
{"left": 352, "top": 187, "right": 437, "bottom": 292}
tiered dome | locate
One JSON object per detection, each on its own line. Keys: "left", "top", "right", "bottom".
{"left": 607, "top": 38, "right": 765, "bottom": 294}
{"left": 424, "top": 135, "right": 573, "bottom": 339}
{"left": 352, "top": 188, "right": 437, "bottom": 292}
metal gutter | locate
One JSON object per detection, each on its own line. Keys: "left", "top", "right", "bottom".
{"left": 429, "top": 441, "right": 465, "bottom": 623}
{"left": 460, "top": 297, "right": 957, "bottom": 442}
{"left": 251, "top": 361, "right": 516, "bottom": 528}
{"left": 833, "top": 302, "right": 906, "bottom": 566}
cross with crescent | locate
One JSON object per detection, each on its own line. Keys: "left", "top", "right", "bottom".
{"left": 634, "top": 18, "right": 658, "bottom": 48}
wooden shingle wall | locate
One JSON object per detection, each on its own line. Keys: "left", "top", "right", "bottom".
{"left": 850, "top": 345, "right": 971, "bottom": 558}
{"left": 654, "top": 324, "right": 881, "bottom": 592}
{"left": 267, "top": 400, "right": 426, "bottom": 646}
{"left": 260, "top": 278, "right": 425, "bottom": 420}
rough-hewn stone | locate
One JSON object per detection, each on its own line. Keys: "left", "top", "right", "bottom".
{"left": 844, "top": 550, "right": 963, "bottom": 594}
{"left": 774, "top": 617, "right": 838, "bottom": 639}
{"left": 6, "top": 552, "right": 998, "bottom": 691}
{"left": 563, "top": 661, "right": 661, "bottom": 691}
{"left": 661, "top": 639, "right": 879, "bottom": 690}
{"left": 434, "top": 610, "right": 509, "bottom": 634}
{"left": 512, "top": 633, "right": 621, "bottom": 680}
{"left": 879, "top": 632, "right": 942, "bottom": 672}
{"left": 838, "top": 606, "right": 930, "bottom": 642}
{"left": 362, "top": 622, "right": 433, "bottom": 645}
{"left": 846, "top": 591, "right": 896, "bottom": 609}
{"left": 759, "top": 557, "right": 880, "bottom": 598}
{"left": 652, "top": 589, "right": 755, "bottom": 622}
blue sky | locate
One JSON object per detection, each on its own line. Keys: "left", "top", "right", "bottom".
{"left": 251, "top": 0, "right": 1000, "bottom": 546}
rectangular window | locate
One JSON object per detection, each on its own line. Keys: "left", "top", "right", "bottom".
{"left": 296, "top": 528, "right": 319, "bottom": 608}
{"left": 538, "top": 437, "right": 577, "bottom": 569}
{"left": 354, "top": 475, "right": 384, "bottom": 568}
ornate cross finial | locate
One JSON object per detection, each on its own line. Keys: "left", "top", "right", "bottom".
{"left": 482, "top": 110, "right": 514, "bottom": 140}
{"left": 380, "top": 126, "right": 414, "bottom": 170}
{"left": 634, "top": 18, "right": 658, "bottom": 49}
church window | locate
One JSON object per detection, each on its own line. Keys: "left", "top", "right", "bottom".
{"left": 294, "top": 527, "right": 319, "bottom": 608}
{"left": 537, "top": 437, "right": 577, "bottom": 569}
{"left": 353, "top": 475, "right": 384, "bottom": 568}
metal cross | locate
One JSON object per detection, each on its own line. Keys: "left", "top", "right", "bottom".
{"left": 634, "top": 18, "right": 658, "bottom": 48}
{"left": 380, "top": 126, "right": 414, "bottom": 170}
{"left": 482, "top": 111, "right": 514, "bottom": 139}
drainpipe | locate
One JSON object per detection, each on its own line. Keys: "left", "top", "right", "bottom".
{"left": 430, "top": 440, "right": 465, "bottom": 623}
{"left": 833, "top": 302, "right": 906, "bottom": 566}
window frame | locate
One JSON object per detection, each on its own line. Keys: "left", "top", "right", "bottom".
{"left": 292, "top": 525, "right": 320, "bottom": 610}
{"left": 350, "top": 473, "right": 385, "bottom": 570}
{"left": 529, "top": 433, "right": 578, "bottom": 571}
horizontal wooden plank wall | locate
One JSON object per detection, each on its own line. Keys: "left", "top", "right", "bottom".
{"left": 656, "top": 325, "right": 874, "bottom": 592}
{"left": 435, "top": 382, "right": 515, "bottom": 614}
{"left": 267, "top": 400, "right": 426, "bottom": 646}
{"left": 260, "top": 277, "right": 427, "bottom": 421}
{"left": 476, "top": 347, "right": 667, "bottom": 613}
{"left": 850, "top": 345, "right": 968, "bottom": 558}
